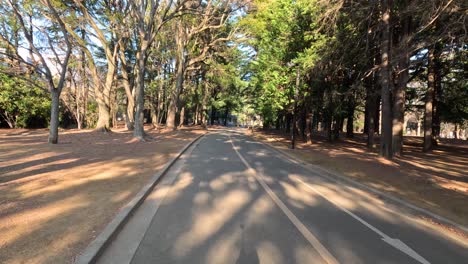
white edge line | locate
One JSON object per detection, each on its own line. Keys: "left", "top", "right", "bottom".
{"left": 252, "top": 133, "right": 468, "bottom": 236}
{"left": 229, "top": 134, "right": 340, "bottom": 264}
{"left": 231, "top": 132, "right": 432, "bottom": 264}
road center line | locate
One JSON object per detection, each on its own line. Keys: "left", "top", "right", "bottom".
{"left": 229, "top": 134, "right": 340, "bottom": 264}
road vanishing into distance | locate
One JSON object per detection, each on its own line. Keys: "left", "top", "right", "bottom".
{"left": 97, "top": 131, "right": 468, "bottom": 264}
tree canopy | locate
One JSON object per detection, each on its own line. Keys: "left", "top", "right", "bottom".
{"left": 0, "top": 0, "right": 466, "bottom": 157}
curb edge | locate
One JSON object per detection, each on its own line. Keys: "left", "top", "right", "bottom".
{"left": 75, "top": 133, "right": 206, "bottom": 264}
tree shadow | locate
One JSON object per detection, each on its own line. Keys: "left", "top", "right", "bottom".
{"left": 0, "top": 128, "right": 202, "bottom": 263}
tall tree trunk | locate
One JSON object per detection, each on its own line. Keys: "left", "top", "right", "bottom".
{"left": 374, "top": 94, "right": 381, "bottom": 134}
{"left": 150, "top": 99, "right": 158, "bottom": 128}
{"left": 392, "top": 55, "right": 408, "bottom": 156}
{"left": 379, "top": 0, "right": 393, "bottom": 159}
{"left": 167, "top": 98, "right": 177, "bottom": 129}
{"left": 94, "top": 56, "right": 116, "bottom": 132}
{"left": 77, "top": 40, "right": 87, "bottom": 130}
{"left": 210, "top": 107, "right": 216, "bottom": 125}
{"left": 167, "top": 63, "right": 184, "bottom": 129}
{"left": 167, "top": 21, "right": 186, "bottom": 130}
{"left": 346, "top": 96, "right": 355, "bottom": 138}
{"left": 111, "top": 87, "right": 118, "bottom": 128}
{"left": 364, "top": 100, "right": 369, "bottom": 135}
{"left": 179, "top": 106, "right": 185, "bottom": 127}
{"left": 423, "top": 45, "right": 438, "bottom": 152}
{"left": 367, "top": 99, "right": 376, "bottom": 148}
{"left": 194, "top": 105, "right": 199, "bottom": 125}
{"left": 306, "top": 112, "right": 313, "bottom": 143}
{"left": 125, "top": 98, "right": 135, "bottom": 130}
{"left": 327, "top": 117, "right": 333, "bottom": 143}
{"left": 119, "top": 44, "right": 135, "bottom": 130}
{"left": 366, "top": 74, "right": 377, "bottom": 148}
{"left": 392, "top": 13, "right": 411, "bottom": 156}
{"left": 200, "top": 76, "right": 209, "bottom": 128}
{"left": 432, "top": 42, "right": 443, "bottom": 144}
{"left": 312, "top": 111, "right": 319, "bottom": 131}
{"left": 48, "top": 89, "right": 60, "bottom": 144}
{"left": 84, "top": 52, "right": 110, "bottom": 132}
{"left": 300, "top": 106, "right": 307, "bottom": 141}
{"left": 95, "top": 101, "right": 111, "bottom": 131}
{"left": 95, "top": 49, "right": 117, "bottom": 132}
{"left": 134, "top": 45, "right": 147, "bottom": 140}
{"left": 334, "top": 116, "right": 342, "bottom": 140}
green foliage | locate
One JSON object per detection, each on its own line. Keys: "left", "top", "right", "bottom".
{"left": 86, "top": 101, "right": 99, "bottom": 128}
{"left": 241, "top": 0, "right": 328, "bottom": 125}
{"left": 0, "top": 73, "right": 50, "bottom": 128}
{"left": 440, "top": 75, "right": 468, "bottom": 124}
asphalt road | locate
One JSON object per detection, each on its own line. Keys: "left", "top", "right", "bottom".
{"left": 97, "top": 131, "right": 468, "bottom": 264}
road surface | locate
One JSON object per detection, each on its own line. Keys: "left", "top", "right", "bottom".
{"left": 97, "top": 131, "right": 468, "bottom": 264}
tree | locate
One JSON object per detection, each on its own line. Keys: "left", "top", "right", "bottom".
{"left": 129, "top": 0, "right": 185, "bottom": 139}
{"left": 0, "top": 73, "right": 50, "bottom": 128}
{"left": 165, "top": 0, "right": 242, "bottom": 129}
{"left": 1, "top": 0, "right": 73, "bottom": 143}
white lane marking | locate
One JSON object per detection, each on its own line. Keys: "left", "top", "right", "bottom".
{"left": 229, "top": 135, "right": 339, "bottom": 264}
{"left": 292, "top": 176, "right": 431, "bottom": 264}
{"left": 231, "top": 133, "right": 430, "bottom": 264}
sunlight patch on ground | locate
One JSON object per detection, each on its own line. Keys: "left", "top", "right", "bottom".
{"left": 280, "top": 180, "right": 318, "bottom": 207}
{"left": 294, "top": 244, "right": 322, "bottom": 263}
{"left": 159, "top": 172, "right": 193, "bottom": 204}
{"left": 173, "top": 189, "right": 250, "bottom": 258}
{"left": 209, "top": 173, "right": 236, "bottom": 191}
{"left": 205, "top": 229, "right": 240, "bottom": 264}
{"left": 257, "top": 241, "right": 284, "bottom": 264}
{"left": 245, "top": 195, "right": 275, "bottom": 226}
{"left": 0, "top": 195, "right": 88, "bottom": 252}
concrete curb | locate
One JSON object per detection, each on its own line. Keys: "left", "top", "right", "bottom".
{"left": 244, "top": 132, "right": 468, "bottom": 236}
{"left": 75, "top": 133, "right": 205, "bottom": 264}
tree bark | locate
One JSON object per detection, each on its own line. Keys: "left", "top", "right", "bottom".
{"left": 166, "top": 98, "right": 177, "bottom": 129}
{"left": 346, "top": 97, "right": 355, "bottom": 138}
{"left": 306, "top": 112, "right": 313, "bottom": 144}
{"left": 423, "top": 45, "right": 437, "bottom": 152}
{"left": 392, "top": 57, "right": 408, "bottom": 156}
{"left": 133, "top": 43, "right": 147, "bottom": 140}
{"left": 210, "top": 107, "right": 216, "bottom": 125}
{"left": 392, "top": 12, "right": 411, "bottom": 156}
{"left": 77, "top": 35, "right": 87, "bottom": 130}
{"left": 300, "top": 106, "right": 307, "bottom": 141}
{"left": 48, "top": 89, "right": 60, "bottom": 144}
{"left": 366, "top": 73, "right": 377, "bottom": 148}
{"left": 432, "top": 42, "right": 443, "bottom": 144}
{"left": 379, "top": 0, "right": 393, "bottom": 159}
{"left": 179, "top": 106, "right": 185, "bottom": 127}
{"left": 167, "top": 21, "right": 186, "bottom": 130}
{"left": 119, "top": 43, "right": 135, "bottom": 130}
{"left": 374, "top": 94, "right": 381, "bottom": 134}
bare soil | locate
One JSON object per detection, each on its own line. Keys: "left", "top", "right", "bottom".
{"left": 0, "top": 126, "right": 205, "bottom": 264}
{"left": 251, "top": 129, "right": 468, "bottom": 228}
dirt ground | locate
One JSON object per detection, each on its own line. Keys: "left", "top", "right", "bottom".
{"left": 251, "top": 129, "right": 468, "bottom": 229}
{"left": 0, "top": 126, "right": 204, "bottom": 264}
